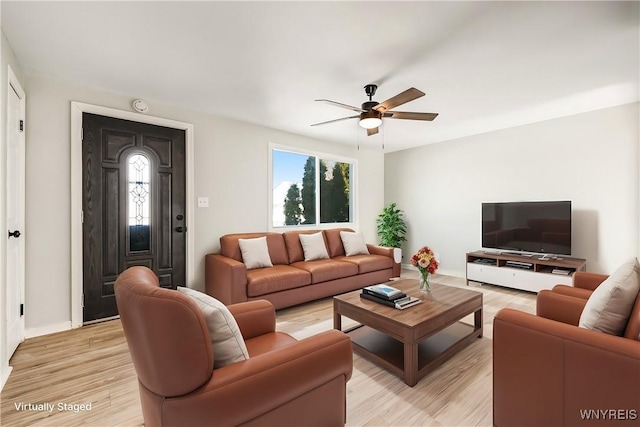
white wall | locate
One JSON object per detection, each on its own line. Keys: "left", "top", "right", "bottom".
{"left": 385, "top": 102, "right": 639, "bottom": 277}
{"left": 23, "top": 75, "right": 384, "bottom": 333}
{"left": 1, "top": 27, "right": 26, "bottom": 387}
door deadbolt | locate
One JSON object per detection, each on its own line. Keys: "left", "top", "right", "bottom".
{"left": 8, "top": 230, "right": 21, "bottom": 239}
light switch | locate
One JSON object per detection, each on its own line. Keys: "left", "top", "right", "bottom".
{"left": 198, "top": 197, "right": 209, "bottom": 208}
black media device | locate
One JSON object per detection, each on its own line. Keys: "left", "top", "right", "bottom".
{"left": 481, "top": 200, "right": 571, "bottom": 255}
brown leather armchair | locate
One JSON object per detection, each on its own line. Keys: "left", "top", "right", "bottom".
{"left": 114, "top": 266, "right": 353, "bottom": 427}
{"left": 494, "top": 272, "right": 640, "bottom": 426}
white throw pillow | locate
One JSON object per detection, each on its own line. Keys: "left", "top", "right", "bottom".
{"left": 579, "top": 258, "right": 640, "bottom": 336}
{"left": 340, "top": 231, "right": 370, "bottom": 256}
{"left": 177, "top": 287, "right": 250, "bottom": 368}
{"left": 238, "top": 236, "right": 273, "bottom": 269}
{"left": 299, "top": 232, "right": 329, "bottom": 261}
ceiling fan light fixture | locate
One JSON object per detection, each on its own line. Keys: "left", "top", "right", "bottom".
{"left": 359, "top": 110, "right": 382, "bottom": 129}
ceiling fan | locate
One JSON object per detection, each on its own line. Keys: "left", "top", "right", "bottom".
{"left": 312, "top": 84, "right": 438, "bottom": 136}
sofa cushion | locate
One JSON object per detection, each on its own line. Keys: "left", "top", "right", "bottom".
{"left": 291, "top": 259, "right": 358, "bottom": 284}
{"left": 579, "top": 258, "right": 640, "bottom": 336}
{"left": 283, "top": 230, "right": 329, "bottom": 263}
{"left": 238, "top": 236, "right": 273, "bottom": 269}
{"left": 246, "top": 265, "right": 311, "bottom": 297}
{"left": 324, "top": 228, "right": 354, "bottom": 258}
{"left": 334, "top": 254, "right": 394, "bottom": 274}
{"left": 177, "top": 287, "right": 250, "bottom": 368}
{"left": 220, "top": 233, "right": 289, "bottom": 265}
{"left": 340, "top": 231, "right": 370, "bottom": 256}
{"left": 299, "top": 232, "right": 330, "bottom": 261}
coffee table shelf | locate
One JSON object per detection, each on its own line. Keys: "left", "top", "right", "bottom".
{"left": 346, "top": 322, "right": 478, "bottom": 380}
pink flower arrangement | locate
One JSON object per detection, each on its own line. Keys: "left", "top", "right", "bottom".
{"left": 411, "top": 246, "right": 439, "bottom": 275}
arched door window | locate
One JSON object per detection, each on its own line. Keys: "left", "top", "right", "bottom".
{"left": 128, "top": 153, "right": 151, "bottom": 252}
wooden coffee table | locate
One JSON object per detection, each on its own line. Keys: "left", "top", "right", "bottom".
{"left": 333, "top": 279, "right": 483, "bottom": 386}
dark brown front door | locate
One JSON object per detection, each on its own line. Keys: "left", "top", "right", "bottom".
{"left": 82, "top": 113, "right": 186, "bottom": 322}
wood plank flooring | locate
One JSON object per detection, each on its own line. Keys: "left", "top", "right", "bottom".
{"left": 0, "top": 272, "right": 535, "bottom": 426}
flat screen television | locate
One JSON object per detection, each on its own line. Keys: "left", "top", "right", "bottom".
{"left": 482, "top": 201, "right": 571, "bottom": 255}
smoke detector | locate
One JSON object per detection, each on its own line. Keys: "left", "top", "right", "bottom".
{"left": 132, "top": 99, "right": 149, "bottom": 113}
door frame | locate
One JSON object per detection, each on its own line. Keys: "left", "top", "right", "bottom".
{"left": 70, "top": 102, "right": 195, "bottom": 328}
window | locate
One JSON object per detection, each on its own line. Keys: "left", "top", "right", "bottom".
{"left": 271, "top": 147, "right": 355, "bottom": 228}
{"left": 128, "top": 153, "right": 151, "bottom": 252}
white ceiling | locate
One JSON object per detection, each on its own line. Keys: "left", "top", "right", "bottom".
{"left": 2, "top": 1, "right": 639, "bottom": 152}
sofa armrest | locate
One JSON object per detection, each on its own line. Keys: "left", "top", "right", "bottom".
{"left": 536, "top": 290, "right": 587, "bottom": 326}
{"left": 367, "top": 244, "right": 393, "bottom": 257}
{"left": 367, "top": 244, "right": 401, "bottom": 277}
{"left": 205, "top": 254, "right": 248, "bottom": 305}
{"left": 573, "top": 271, "right": 608, "bottom": 291}
{"left": 494, "top": 309, "right": 640, "bottom": 427}
{"left": 228, "top": 300, "right": 276, "bottom": 340}
{"left": 161, "top": 329, "right": 353, "bottom": 426}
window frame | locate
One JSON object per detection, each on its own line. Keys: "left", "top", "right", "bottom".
{"left": 268, "top": 143, "right": 358, "bottom": 230}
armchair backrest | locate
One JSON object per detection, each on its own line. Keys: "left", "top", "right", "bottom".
{"left": 114, "top": 266, "right": 214, "bottom": 397}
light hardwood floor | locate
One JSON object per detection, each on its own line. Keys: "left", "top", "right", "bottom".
{"left": 0, "top": 272, "right": 535, "bottom": 427}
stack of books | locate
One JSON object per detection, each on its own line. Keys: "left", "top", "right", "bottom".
{"left": 361, "top": 284, "right": 422, "bottom": 310}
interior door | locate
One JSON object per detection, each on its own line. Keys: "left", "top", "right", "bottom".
{"left": 6, "top": 77, "right": 26, "bottom": 357}
{"left": 82, "top": 113, "right": 186, "bottom": 323}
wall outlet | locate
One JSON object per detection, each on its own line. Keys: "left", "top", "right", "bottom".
{"left": 198, "top": 197, "right": 209, "bottom": 208}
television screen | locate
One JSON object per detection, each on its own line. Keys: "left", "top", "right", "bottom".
{"left": 482, "top": 201, "right": 571, "bottom": 255}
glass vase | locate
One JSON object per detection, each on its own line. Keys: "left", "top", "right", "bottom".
{"left": 419, "top": 272, "right": 431, "bottom": 293}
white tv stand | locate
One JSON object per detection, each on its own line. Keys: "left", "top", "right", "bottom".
{"left": 466, "top": 250, "right": 586, "bottom": 293}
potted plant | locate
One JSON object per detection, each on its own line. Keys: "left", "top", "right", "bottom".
{"left": 376, "top": 203, "right": 407, "bottom": 263}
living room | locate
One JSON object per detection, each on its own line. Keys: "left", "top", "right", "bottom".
{"left": 1, "top": 1, "right": 639, "bottom": 426}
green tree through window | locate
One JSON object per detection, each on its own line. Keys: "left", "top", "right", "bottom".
{"left": 301, "top": 156, "right": 316, "bottom": 224}
{"left": 283, "top": 183, "right": 302, "bottom": 225}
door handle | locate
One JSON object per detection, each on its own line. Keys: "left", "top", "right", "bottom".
{"left": 175, "top": 226, "right": 187, "bottom": 233}
{"left": 8, "top": 230, "right": 21, "bottom": 239}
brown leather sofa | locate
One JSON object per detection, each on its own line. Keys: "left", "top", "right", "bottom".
{"left": 205, "top": 228, "right": 401, "bottom": 309}
{"left": 115, "top": 266, "right": 353, "bottom": 427}
{"left": 493, "top": 272, "right": 640, "bottom": 426}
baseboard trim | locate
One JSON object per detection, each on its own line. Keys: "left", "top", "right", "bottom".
{"left": 25, "top": 321, "right": 73, "bottom": 339}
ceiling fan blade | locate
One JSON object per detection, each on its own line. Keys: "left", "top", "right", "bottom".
{"left": 367, "top": 127, "right": 379, "bottom": 136}
{"left": 385, "top": 111, "right": 439, "bottom": 121}
{"left": 311, "top": 115, "right": 359, "bottom": 127}
{"left": 315, "top": 99, "right": 364, "bottom": 113}
{"left": 373, "top": 88, "right": 425, "bottom": 113}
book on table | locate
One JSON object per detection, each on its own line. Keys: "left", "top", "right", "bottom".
{"left": 360, "top": 291, "right": 422, "bottom": 310}
{"left": 363, "top": 284, "right": 406, "bottom": 301}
